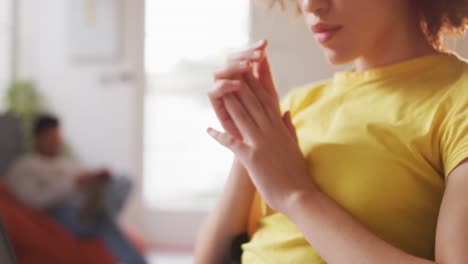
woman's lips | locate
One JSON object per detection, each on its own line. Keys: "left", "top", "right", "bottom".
{"left": 312, "top": 24, "right": 343, "bottom": 44}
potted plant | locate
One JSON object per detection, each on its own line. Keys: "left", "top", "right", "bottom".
{"left": 4, "top": 81, "right": 44, "bottom": 152}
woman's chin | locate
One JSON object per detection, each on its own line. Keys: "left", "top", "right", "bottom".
{"left": 322, "top": 48, "right": 356, "bottom": 65}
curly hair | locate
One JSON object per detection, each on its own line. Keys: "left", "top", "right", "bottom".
{"left": 260, "top": 0, "right": 468, "bottom": 50}
{"left": 412, "top": 0, "right": 468, "bottom": 50}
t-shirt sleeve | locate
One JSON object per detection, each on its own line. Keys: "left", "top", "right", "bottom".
{"left": 441, "top": 89, "right": 468, "bottom": 178}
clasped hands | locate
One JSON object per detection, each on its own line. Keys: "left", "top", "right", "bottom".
{"left": 207, "top": 40, "right": 315, "bottom": 213}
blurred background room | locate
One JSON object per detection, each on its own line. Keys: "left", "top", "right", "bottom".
{"left": 0, "top": 0, "right": 467, "bottom": 263}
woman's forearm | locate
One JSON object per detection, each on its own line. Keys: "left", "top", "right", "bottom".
{"left": 194, "top": 158, "right": 256, "bottom": 264}
{"left": 284, "top": 188, "right": 435, "bottom": 264}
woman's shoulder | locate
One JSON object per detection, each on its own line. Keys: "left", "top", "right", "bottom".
{"left": 436, "top": 54, "right": 468, "bottom": 126}
{"left": 458, "top": 55, "right": 468, "bottom": 84}
{"left": 280, "top": 80, "right": 332, "bottom": 115}
{"left": 444, "top": 53, "right": 468, "bottom": 101}
{"left": 448, "top": 51, "right": 468, "bottom": 79}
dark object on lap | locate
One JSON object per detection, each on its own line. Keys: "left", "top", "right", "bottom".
{"left": 80, "top": 179, "right": 108, "bottom": 224}
{"left": 228, "top": 233, "right": 249, "bottom": 264}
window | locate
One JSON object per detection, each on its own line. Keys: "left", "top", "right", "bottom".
{"left": 144, "top": 0, "right": 250, "bottom": 209}
{"left": 0, "top": 0, "right": 13, "bottom": 105}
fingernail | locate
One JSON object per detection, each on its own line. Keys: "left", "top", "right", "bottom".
{"left": 254, "top": 39, "right": 266, "bottom": 48}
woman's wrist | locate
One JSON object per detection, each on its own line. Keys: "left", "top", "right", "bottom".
{"left": 231, "top": 158, "right": 253, "bottom": 185}
{"left": 282, "top": 184, "right": 320, "bottom": 217}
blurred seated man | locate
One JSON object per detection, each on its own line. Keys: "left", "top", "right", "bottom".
{"left": 5, "top": 114, "right": 146, "bottom": 264}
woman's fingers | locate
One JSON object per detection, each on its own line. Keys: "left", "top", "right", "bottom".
{"left": 208, "top": 80, "right": 243, "bottom": 139}
{"left": 244, "top": 71, "right": 280, "bottom": 121}
{"left": 214, "top": 40, "right": 268, "bottom": 81}
{"left": 227, "top": 40, "right": 267, "bottom": 63}
{"left": 229, "top": 39, "right": 277, "bottom": 102}
{"left": 213, "top": 61, "right": 251, "bottom": 80}
{"left": 224, "top": 94, "right": 259, "bottom": 142}
{"left": 209, "top": 79, "right": 242, "bottom": 98}
{"left": 227, "top": 48, "right": 264, "bottom": 64}
{"left": 250, "top": 39, "right": 267, "bottom": 50}
{"left": 254, "top": 55, "right": 279, "bottom": 102}
{"left": 209, "top": 39, "right": 272, "bottom": 138}
{"left": 210, "top": 98, "right": 242, "bottom": 139}
{"left": 209, "top": 69, "right": 279, "bottom": 139}
{"left": 228, "top": 49, "right": 263, "bottom": 62}
{"left": 206, "top": 127, "right": 248, "bottom": 156}
{"left": 235, "top": 79, "right": 271, "bottom": 128}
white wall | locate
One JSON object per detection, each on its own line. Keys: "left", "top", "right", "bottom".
{"left": 15, "top": 0, "right": 146, "bottom": 231}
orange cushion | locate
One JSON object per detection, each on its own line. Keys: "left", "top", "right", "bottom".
{"left": 0, "top": 183, "right": 116, "bottom": 264}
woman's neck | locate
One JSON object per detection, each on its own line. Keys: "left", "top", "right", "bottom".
{"left": 354, "top": 17, "right": 437, "bottom": 72}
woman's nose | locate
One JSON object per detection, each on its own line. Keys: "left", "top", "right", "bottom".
{"left": 300, "top": 0, "right": 329, "bottom": 14}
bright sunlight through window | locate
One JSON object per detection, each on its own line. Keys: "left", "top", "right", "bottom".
{"left": 144, "top": 0, "right": 250, "bottom": 209}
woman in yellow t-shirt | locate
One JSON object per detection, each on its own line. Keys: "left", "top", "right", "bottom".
{"left": 195, "top": 0, "right": 468, "bottom": 263}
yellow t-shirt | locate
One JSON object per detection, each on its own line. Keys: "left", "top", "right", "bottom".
{"left": 242, "top": 53, "right": 468, "bottom": 263}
